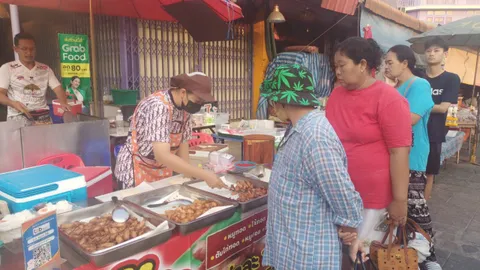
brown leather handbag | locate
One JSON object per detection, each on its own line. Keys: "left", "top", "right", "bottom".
{"left": 370, "top": 218, "right": 431, "bottom": 270}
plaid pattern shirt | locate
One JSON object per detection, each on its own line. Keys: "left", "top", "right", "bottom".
{"left": 263, "top": 110, "right": 363, "bottom": 270}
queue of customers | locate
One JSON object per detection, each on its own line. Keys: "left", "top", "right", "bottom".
{"left": 262, "top": 37, "right": 459, "bottom": 270}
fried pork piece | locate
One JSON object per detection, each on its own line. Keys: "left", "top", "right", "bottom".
{"left": 59, "top": 214, "right": 152, "bottom": 253}
{"left": 229, "top": 180, "right": 268, "bottom": 202}
{"left": 164, "top": 199, "right": 221, "bottom": 223}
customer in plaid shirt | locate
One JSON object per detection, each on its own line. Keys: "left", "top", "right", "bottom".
{"left": 260, "top": 64, "right": 363, "bottom": 270}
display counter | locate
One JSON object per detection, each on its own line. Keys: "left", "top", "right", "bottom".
{"left": 0, "top": 174, "right": 270, "bottom": 270}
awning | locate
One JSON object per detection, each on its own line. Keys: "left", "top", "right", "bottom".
{"left": 0, "top": 0, "right": 175, "bottom": 21}
{"left": 445, "top": 48, "right": 480, "bottom": 87}
{"left": 364, "top": 0, "right": 433, "bottom": 33}
{"left": 360, "top": 6, "right": 427, "bottom": 66}
{"left": 321, "top": 0, "right": 358, "bottom": 16}
{"left": 0, "top": 0, "right": 242, "bottom": 23}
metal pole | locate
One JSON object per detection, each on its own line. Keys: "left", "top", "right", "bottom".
{"left": 89, "top": 0, "right": 100, "bottom": 117}
{"left": 470, "top": 48, "right": 480, "bottom": 163}
{"left": 9, "top": 4, "right": 20, "bottom": 60}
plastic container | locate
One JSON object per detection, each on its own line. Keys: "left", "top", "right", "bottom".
{"left": 52, "top": 99, "right": 82, "bottom": 116}
{"left": 0, "top": 165, "right": 87, "bottom": 213}
{"left": 70, "top": 167, "right": 113, "bottom": 198}
{"left": 111, "top": 89, "right": 138, "bottom": 105}
{"left": 115, "top": 110, "right": 125, "bottom": 134}
{"left": 215, "top": 113, "right": 230, "bottom": 129}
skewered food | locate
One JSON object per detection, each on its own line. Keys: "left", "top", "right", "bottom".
{"left": 164, "top": 199, "right": 220, "bottom": 223}
{"left": 59, "top": 214, "right": 151, "bottom": 253}
{"left": 230, "top": 180, "right": 267, "bottom": 202}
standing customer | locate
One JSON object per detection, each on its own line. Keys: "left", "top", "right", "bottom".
{"left": 326, "top": 37, "right": 412, "bottom": 259}
{"left": 385, "top": 45, "right": 439, "bottom": 267}
{"left": 0, "top": 32, "right": 70, "bottom": 125}
{"left": 261, "top": 64, "right": 363, "bottom": 270}
{"left": 423, "top": 38, "right": 460, "bottom": 200}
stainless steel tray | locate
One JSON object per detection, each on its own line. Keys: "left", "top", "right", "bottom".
{"left": 184, "top": 174, "right": 268, "bottom": 213}
{"left": 57, "top": 200, "right": 175, "bottom": 267}
{"left": 123, "top": 185, "right": 238, "bottom": 235}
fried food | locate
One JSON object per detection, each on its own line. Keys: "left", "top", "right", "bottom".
{"left": 164, "top": 199, "right": 220, "bottom": 223}
{"left": 230, "top": 180, "right": 267, "bottom": 202}
{"left": 59, "top": 214, "right": 151, "bottom": 253}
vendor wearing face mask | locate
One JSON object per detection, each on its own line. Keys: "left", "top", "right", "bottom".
{"left": 115, "top": 72, "right": 226, "bottom": 189}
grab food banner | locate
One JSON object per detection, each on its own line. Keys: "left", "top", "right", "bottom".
{"left": 58, "top": 33, "right": 91, "bottom": 98}
{"left": 76, "top": 209, "right": 272, "bottom": 270}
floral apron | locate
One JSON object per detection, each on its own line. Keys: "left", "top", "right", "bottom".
{"left": 131, "top": 91, "right": 186, "bottom": 187}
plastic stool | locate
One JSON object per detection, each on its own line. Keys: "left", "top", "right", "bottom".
{"left": 37, "top": 153, "right": 85, "bottom": 169}
{"left": 189, "top": 132, "right": 214, "bottom": 147}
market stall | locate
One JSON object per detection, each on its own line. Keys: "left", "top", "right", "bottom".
{"left": 0, "top": 164, "right": 272, "bottom": 270}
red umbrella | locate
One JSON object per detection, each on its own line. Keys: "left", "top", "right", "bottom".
{"left": 0, "top": 0, "right": 175, "bottom": 21}
{"left": 158, "top": 0, "right": 243, "bottom": 41}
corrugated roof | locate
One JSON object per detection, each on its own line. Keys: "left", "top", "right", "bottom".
{"left": 364, "top": 0, "right": 434, "bottom": 33}
{"left": 321, "top": 0, "right": 358, "bottom": 16}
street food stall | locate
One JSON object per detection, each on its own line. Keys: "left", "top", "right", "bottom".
{"left": 0, "top": 162, "right": 271, "bottom": 270}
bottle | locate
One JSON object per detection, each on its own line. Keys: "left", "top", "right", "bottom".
{"left": 115, "top": 110, "right": 124, "bottom": 134}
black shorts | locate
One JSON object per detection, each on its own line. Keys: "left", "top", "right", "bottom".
{"left": 426, "top": 142, "right": 442, "bottom": 175}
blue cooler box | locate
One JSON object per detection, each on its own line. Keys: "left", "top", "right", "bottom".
{"left": 0, "top": 165, "right": 87, "bottom": 213}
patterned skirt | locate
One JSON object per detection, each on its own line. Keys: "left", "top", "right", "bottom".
{"left": 408, "top": 170, "right": 436, "bottom": 262}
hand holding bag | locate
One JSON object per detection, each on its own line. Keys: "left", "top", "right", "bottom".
{"left": 369, "top": 220, "right": 419, "bottom": 270}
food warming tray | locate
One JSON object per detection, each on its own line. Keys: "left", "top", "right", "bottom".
{"left": 57, "top": 200, "right": 175, "bottom": 266}
{"left": 124, "top": 185, "right": 238, "bottom": 235}
{"left": 184, "top": 174, "right": 268, "bottom": 213}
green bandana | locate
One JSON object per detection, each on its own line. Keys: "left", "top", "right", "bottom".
{"left": 260, "top": 64, "right": 319, "bottom": 107}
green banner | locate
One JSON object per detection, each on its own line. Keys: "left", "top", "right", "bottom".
{"left": 58, "top": 33, "right": 91, "bottom": 106}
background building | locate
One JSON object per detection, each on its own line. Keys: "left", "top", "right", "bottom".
{"left": 398, "top": 0, "right": 480, "bottom": 24}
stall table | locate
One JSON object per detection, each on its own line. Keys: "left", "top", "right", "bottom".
{"left": 441, "top": 131, "right": 466, "bottom": 165}
{"left": 192, "top": 124, "right": 216, "bottom": 133}
{"left": 0, "top": 176, "right": 270, "bottom": 270}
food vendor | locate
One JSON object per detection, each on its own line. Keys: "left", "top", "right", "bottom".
{"left": 115, "top": 72, "right": 226, "bottom": 189}
{"left": 0, "top": 32, "right": 70, "bottom": 125}
{"left": 260, "top": 64, "right": 363, "bottom": 269}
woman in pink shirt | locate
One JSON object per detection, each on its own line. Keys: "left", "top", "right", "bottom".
{"left": 326, "top": 37, "right": 412, "bottom": 261}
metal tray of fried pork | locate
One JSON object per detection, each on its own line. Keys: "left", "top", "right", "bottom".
{"left": 57, "top": 199, "right": 175, "bottom": 266}
{"left": 184, "top": 174, "right": 268, "bottom": 213}
{"left": 124, "top": 185, "right": 238, "bottom": 235}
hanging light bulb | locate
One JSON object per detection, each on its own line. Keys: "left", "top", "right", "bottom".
{"left": 267, "top": 4, "right": 286, "bottom": 23}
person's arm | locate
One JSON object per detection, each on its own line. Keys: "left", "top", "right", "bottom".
{"left": 378, "top": 97, "right": 412, "bottom": 225}
{"left": 388, "top": 146, "right": 410, "bottom": 224}
{"left": 153, "top": 142, "right": 225, "bottom": 188}
{"left": 431, "top": 102, "right": 451, "bottom": 114}
{"left": 408, "top": 80, "right": 434, "bottom": 125}
{"left": 303, "top": 130, "right": 363, "bottom": 231}
{"left": 432, "top": 74, "right": 460, "bottom": 114}
{"left": 177, "top": 114, "right": 192, "bottom": 164}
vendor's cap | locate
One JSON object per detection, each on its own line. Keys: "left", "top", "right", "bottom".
{"left": 261, "top": 64, "right": 319, "bottom": 107}
{"left": 170, "top": 72, "right": 215, "bottom": 102}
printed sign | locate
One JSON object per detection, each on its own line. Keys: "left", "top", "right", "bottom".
{"left": 206, "top": 209, "right": 268, "bottom": 269}
{"left": 58, "top": 33, "right": 91, "bottom": 103}
{"left": 22, "top": 210, "right": 61, "bottom": 270}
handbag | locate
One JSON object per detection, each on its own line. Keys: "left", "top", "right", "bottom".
{"left": 354, "top": 251, "right": 367, "bottom": 270}
{"left": 369, "top": 218, "right": 430, "bottom": 270}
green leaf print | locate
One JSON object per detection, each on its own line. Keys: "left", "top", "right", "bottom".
{"left": 307, "top": 75, "right": 315, "bottom": 91}
{"left": 293, "top": 81, "right": 304, "bottom": 91}
{"left": 271, "top": 95, "right": 279, "bottom": 102}
{"left": 280, "top": 90, "right": 298, "bottom": 103}
{"left": 276, "top": 69, "right": 296, "bottom": 89}
{"left": 299, "top": 98, "right": 310, "bottom": 106}
{"left": 306, "top": 86, "right": 315, "bottom": 91}
{"left": 292, "top": 64, "right": 301, "bottom": 69}
{"left": 298, "top": 70, "right": 307, "bottom": 79}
